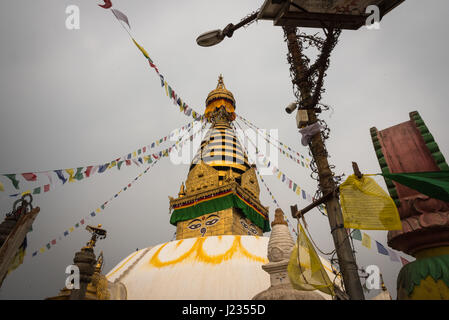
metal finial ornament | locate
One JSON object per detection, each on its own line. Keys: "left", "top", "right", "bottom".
{"left": 85, "top": 224, "right": 107, "bottom": 249}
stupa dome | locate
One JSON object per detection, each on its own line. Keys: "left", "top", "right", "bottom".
{"left": 106, "top": 235, "right": 338, "bottom": 299}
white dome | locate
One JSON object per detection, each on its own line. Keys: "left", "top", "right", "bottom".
{"left": 106, "top": 235, "right": 338, "bottom": 300}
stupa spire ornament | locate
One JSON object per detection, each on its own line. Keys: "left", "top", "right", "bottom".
{"left": 204, "top": 74, "right": 236, "bottom": 122}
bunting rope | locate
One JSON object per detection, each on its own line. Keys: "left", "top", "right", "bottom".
{"left": 232, "top": 121, "right": 301, "bottom": 237}
{"left": 0, "top": 121, "right": 196, "bottom": 198}
{"left": 30, "top": 120, "right": 208, "bottom": 258}
{"left": 100, "top": 3, "right": 204, "bottom": 122}
{"left": 233, "top": 119, "right": 317, "bottom": 204}
{"left": 237, "top": 114, "right": 311, "bottom": 165}
{"left": 349, "top": 228, "right": 412, "bottom": 266}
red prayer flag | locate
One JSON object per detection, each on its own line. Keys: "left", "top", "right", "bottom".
{"left": 44, "top": 184, "right": 50, "bottom": 192}
{"left": 125, "top": 160, "right": 131, "bottom": 166}
{"left": 98, "top": 0, "right": 112, "bottom": 9}
{"left": 51, "top": 239, "right": 56, "bottom": 245}
{"left": 85, "top": 166, "right": 93, "bottom": 177}
{"left": 22, "top": 173, "right": 37, "bottom": 181}
{"left": 400, "top": 257, "right": 410, "bottom": 266}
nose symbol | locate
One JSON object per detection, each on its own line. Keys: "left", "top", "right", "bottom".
{"left": 200, "top": 227, "right": 206, "bottom": 236}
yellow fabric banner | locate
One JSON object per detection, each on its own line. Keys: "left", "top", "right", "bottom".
{"left": 0, "top": 181, "right": 4, "bottom": 192}
{"left": 287, "top": 222, "right": 335, "bottom": 296}
{"left": 339, "top": 174, "right": 402, "bottom": 230}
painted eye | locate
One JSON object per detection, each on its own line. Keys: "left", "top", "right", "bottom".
{"left": 250, "top": 228, "right": 258, "bottom": 234}
{"left": 205, "top": 218, "right": 219, "bottom": 226}
{"left": 188, "top": 223, "right": 202, "bottom": 230}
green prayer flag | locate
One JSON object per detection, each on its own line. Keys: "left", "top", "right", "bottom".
{"left": 74, "top": 167, "right": 84, "bottom": 181}
{"left": 382, "top": 171, "right": 449, "bottom": 202}
{"left": 4, "top": 174, "right": 19, "bottom": 189}
{"left": 32, "top": 187, "right": 41, "bottom": 194}
{"left": 351, "top": 229, "right": 362, "bottom": 241}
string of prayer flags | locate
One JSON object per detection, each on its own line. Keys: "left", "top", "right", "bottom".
{"left": 288, "top": 222, "right": 335, "bottom": 296}
{"left": 1, "top": 122, "right": 194, "bottom": 196}
{"left": 30, "top": 121, "right": 204, "bottom": 258}
{"left": 103, "top": 2, "right": 203, "bottom": 122}
{"left": 339, "top": 174, "right": 402, "bottom": 230}
{"left": 237, "top": 115, "right": 311, "bottom": 163}
{"left": 349, "top": 228, "right": 412, "bottom": 266}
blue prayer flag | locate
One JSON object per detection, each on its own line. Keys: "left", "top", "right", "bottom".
{"left": 376, "top": 241, "right": 389, "bottom": 255}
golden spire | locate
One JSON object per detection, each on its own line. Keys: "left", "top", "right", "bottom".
{"left": 178, "top": 182, "right": 186, "bottom": 197}
{"left": 205, "top": 74, "right": 236, "bottom": 117}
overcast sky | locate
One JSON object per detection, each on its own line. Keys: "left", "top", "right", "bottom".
{"left": 0, "top": 0, "right": 448, "bottom": 300}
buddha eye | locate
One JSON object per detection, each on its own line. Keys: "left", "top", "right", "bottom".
{"left": 205, "top": 218, "right": 219, "bottom": 226}
{"left": 188, "top": 223, "right": 202, "bottom": 230}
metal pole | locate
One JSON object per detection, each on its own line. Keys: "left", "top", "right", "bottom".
{"left": 283, "top": 25, "right": 365, "bottom": 300}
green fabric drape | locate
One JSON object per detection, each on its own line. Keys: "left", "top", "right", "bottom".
{"left": 397, "top": 254, "right": 449, "bottom": 295}
{"left": 382, "top": 171, "right": 449, "bottom": 202}
{"left": 170, "top": 193, "right": 271, "bottom": 232}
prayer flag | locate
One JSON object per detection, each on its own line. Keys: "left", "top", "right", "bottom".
{"left": 362, "top": 233, "right": 372, "bottom": 249}
{"left": 44, "top": 184, "right": 50, "bottom": 192}
{"left": 98, "top": 0, "right": 112, "bottom": 9}
{"left": 74, "top": 167, "right": 84, "bottom": 181}
{"left": 0, "top": 181, "right": 4, "bottom": 192}
{"left": 66, "top": 169, "right": 75, "bottom": 182}
{"left": 340, "top": 174, "right": 401, "bottom": 230}
{"left": 111, "top": 8, "right": 130, "bottom": 29}
{"left": 98, "top": 164, "right": 109, "bottom": 173}
{"left": 301, "top": 190, "right": 306, "bottom": 199}
{"left": 32, "top": 187, "right": 41, "bottom": 195}
{"left": 132, "top": 38, "right": 151, "bottom": 60}
{"left": 400, "top": 256, "right": 410, "bottom": 266}
{"left": 351, "top": 229, "right": 362, "bottom": 241}
{"left": 375, "top": 241, "right": 389, "bottom": 255}
{"left": 288, "top": 222, "right": 335, "bottom": 296}
{"left": 54, "top": 170, "right": 67, "bottom": 184}
{"left": 85, "top": 166, "right": 93, "bottom": 177}
{"left": 4, "top": 174, "right": 20, "bottom": 189}
{"left": 387, "top": 248, "right": 400, "bottom": 262}
{"left": 22, "top": 173, "right": 37, "bottom": 181}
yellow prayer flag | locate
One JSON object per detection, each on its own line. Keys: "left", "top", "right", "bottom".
{"left": 109, "top": 161, "right": 117, "bottom": 169}
{"left": 288, "top": 223, "right": 335, "bottom": 296}
{"left": 296, "top": 187, "right": 301, "bottom": 196}
{"left": 96, "top": 208, "right": 101, "bottom": 213}
{"left": 132, "top": 38, "right": 150, "bottom": 60}
{"left": 164, "top": 81, "right": 169, "bottom": 96}
{"left": 362, "top": 233, "right": 372, "bottom": 249}
{"left": 66, "top": 169, "right": 75, "bottom": 183}
{"left": 21, "top": 190, "right": 31, "bottom": 196}
{"left": 39, "top": 247, "right": 45, "bottom": 253}
{"left": 69, "top": 227, "right": 74, "bottom": 233}
{"left": 339, "top": 174, "right": 402, "bottom": 230}
{"left": 0, "top": 181, "right": 4, "bottom": 192}
{"left": 277, "top": 171, "right": 282, "bottom": 179}
{"left": 133, "top": 151, "right": 137, "bottom": 158}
